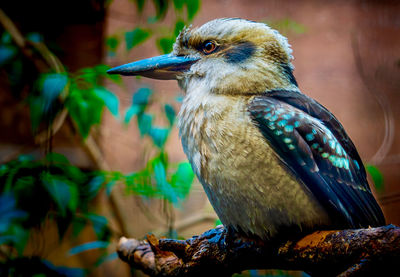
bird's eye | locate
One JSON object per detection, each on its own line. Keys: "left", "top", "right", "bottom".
{"left": 202, "top": 41, "right": 217, "bottom": 54}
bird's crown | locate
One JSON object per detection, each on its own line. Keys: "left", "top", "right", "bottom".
{"left": 174, "top": 18, "right": 293, "bottom": 62}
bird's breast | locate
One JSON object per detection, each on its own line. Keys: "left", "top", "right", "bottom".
{"left": 178, "top": 89, "right": 330, "bottom": 238}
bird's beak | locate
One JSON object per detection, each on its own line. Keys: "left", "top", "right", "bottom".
{"left": 107, "top": 54, "right": 199, "bottom": 80}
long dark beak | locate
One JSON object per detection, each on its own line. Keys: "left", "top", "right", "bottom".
{"left": 107, "top": 54, "right": 199, "bottom": 80}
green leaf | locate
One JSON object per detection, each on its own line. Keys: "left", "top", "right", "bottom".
{"left": 157, "top": 37, "right": 175, "bottom": 54}
{"left": 42, "top": 173, "right": 78, "bottom": 217}
{"left": 33, "top": 73, "right": 68, "bottom": 125}
{"left": 69, "top": 185, "right": 79, "bottom": 213}
{"left": 106, "top": 180, "right": 116, "bottom": 196}
{"left": 185, "top": 0, "right": 200, "bottom": 21}
{"left": 93, "top": 64, "right": 111, "bottom": 74}
{"left": 100, "top": 64, "right": 122, "bottom": 85}
{"left": 77, "top": 64, "right": 122, "bottom": 86}
{"left": 93, "top": 87, "right": 119, "bottom": 116}
{"left": 86, "top": 213, "right": 108, "bottom": 239}
{"left": 17, "top": 155, "right": 34, "bottom": 162}
{"left": 124, "top": 105, "right": 142, "bottom": 124}
{"left": 173, "top": 0, "right": 185, "bottom": 10}
{"left": 133, "top": 0, "right": 145, "bottom": 13}
{"left": 95, "top": 64, "right": 122, "bottom": 85}
{"left": 1, "top": 32, "right": 12, "bottom": 44}
{"left": 76, "top": 68, "right": 97, "bottom": 86}
{"left": 174, "top": 20, "right": 185, "bottom": 37}
{"left": 152, "top": 0, "right": 168, "bottom": 20}
{"left": 39, "top": 73, "right": 68, "bottom": 111}
{"left": 26, "top": 32, "right": 43, "bottom": 43}
{"left": 154, "top": 160, "right": 178, "bottom": 204}
{"left": 133, "top": 87, "right": 153, "bottom": 105}
{"left": 13, "top": 176, "right": 35, "bottom": 195}
{"left": 106, "top": 37, "right": 119, "bottom": 57}
{"left": 87, "top": 175, "right": 105, "bottom": 200}
{"left": 0, "top": 164, "right": 8, "bottom": 178}
{"left": 106, "top": 72, "right": 122, "bottom": 85}
{"left": 63, "top": 165, "right": 86, "bottom": 184}
{"left": 29, "top": 96, "right": 44, "bottom": 131}
{"left": 45, "top": 152, "right": 70, "bottom": 165}
{"left": 106, "top": 36, "right": 119, "bottom": 50}
{"left": 149, "top": 127, "right": 169, "bottom": 148}
{"left": 175, "top": 95, "right": 184, "bottom": 102}
{"left": 72, "top": 217, "right": 86, "bottom": 238}
{"left": 125, "top": 28, "right": 151, "bottom": 50}
{"left": 366, "top": 164, "right": 384, "bottom": 192}
{"left": 69, "top": 241, "right": 109, "bottom": 256}
{"left": 159, "top": 151, "right": 169, "bottom": 166}
{"left": 0, "top": 194, "right": 27, "bottom": 233}
{"left": 9, "top": 225, "right": 29, "bottom": 254}
{"left": 171, "top": 162, "right": 194, "bottom": 199}
{"left": 137, "top": 113, "right": 153, "bottom": 136}
{"left": 0, "top": 45, "right": 17, "bottom": 67}
{"left": 0, "top": 235, "right": 17, "bottom": 245}
{"left": 164, "top": 104, "right": 176, "bottom": 126}
{"left": 66, "top": 88, "right": 105, "bottom": 138}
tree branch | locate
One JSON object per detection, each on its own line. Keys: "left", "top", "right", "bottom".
{"left": 117, "top": 224, "right": 400, "bottom": 276}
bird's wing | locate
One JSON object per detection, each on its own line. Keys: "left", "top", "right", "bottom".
{"left": 268, "top": 89, "right": 367, "bottom": 180}
{"left": 249, "top": 93, "right": 385, "bottom": 228}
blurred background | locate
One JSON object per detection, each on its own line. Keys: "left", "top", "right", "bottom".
{"left": 0, "top": 0, "right": 399, "bottom": 276}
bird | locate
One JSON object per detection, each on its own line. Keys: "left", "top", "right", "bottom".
{"left": 108, "top": 18, "right": 386, "bottom": 240}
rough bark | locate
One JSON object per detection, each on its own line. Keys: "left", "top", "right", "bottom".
{"left": 117, "top": 224, "right": 400, "bottom": 276}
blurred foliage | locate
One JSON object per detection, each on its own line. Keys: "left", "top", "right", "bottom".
{"left": 0, "top": 0, "right": 200, "bottom": 275}
{"left": 65, "top": 65, "right": 121, "bottom": 138}
{"left": 125, "top": 28, "right": 151, "bottom": 50}
{"left": 29, "top": 66, "right": 122, "bottom": 137}
{"left": 366, "top": 164, "right": 384, "bottom": 192}
{"left": 0, "top": 154, "right": 110, "bottom": 276}
{"left": 121, "top": 86, "right": 195, "bottom": 206}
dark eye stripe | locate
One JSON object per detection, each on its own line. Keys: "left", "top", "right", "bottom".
{"left": 224, "top": 41, "right": 256, "bottom": 63}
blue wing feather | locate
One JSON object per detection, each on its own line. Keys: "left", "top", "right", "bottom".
{"left": 249, "top": 93, "right": 385, "bottom": 228}
{"left": 267, "top": 89, "right": 367, "bottom": 180}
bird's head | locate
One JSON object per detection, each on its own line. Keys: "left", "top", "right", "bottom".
{"left": 108, "top": 18, "right": 298, "bottom": 95}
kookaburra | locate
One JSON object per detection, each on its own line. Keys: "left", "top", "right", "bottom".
{"left": 108, "top": 18, "right": 385, "bottom": 239}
